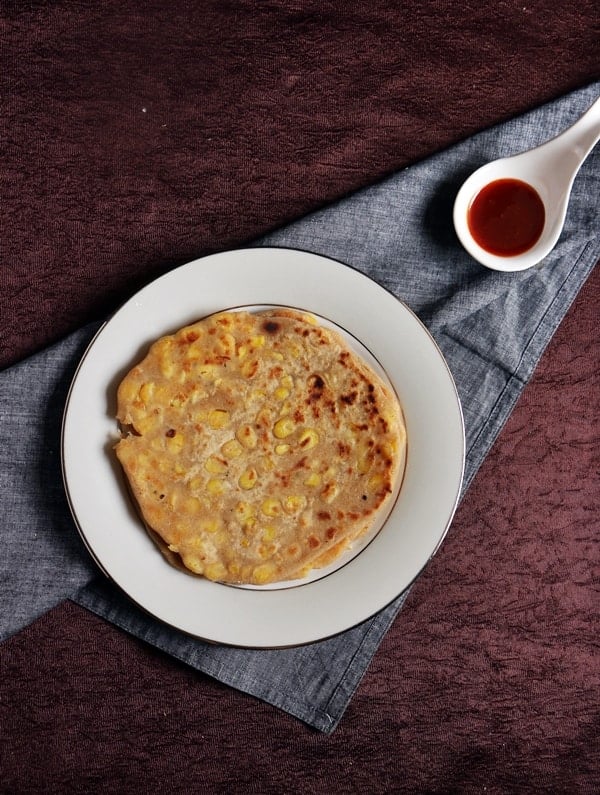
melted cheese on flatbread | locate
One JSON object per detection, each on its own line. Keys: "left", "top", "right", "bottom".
{"left": 115, "top": 309, "right": 406, "bottom": 585}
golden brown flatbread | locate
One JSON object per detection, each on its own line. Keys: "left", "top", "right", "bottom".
{"left": 115, "top": 308, "right": 406, "bottom": 585}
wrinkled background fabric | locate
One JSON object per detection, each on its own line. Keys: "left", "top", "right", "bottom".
{"left": 1, "top": 0, "right": 598, "bottom": 367}
{"left": 1, "top": 1, "right": 599, "bottom": 791}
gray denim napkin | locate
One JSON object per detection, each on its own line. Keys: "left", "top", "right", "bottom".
{"left": 1, "top": 83, "right": 598, "bottom": 733}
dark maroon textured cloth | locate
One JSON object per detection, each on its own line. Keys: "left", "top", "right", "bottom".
{"left": 1, "top": 1, "right": 598, "bottom": 368}
{"left": 1, "top": 2, "right": 599, "bottom": 792}
{"left": 1, "top": 267, "right": 597, "bottom": 793}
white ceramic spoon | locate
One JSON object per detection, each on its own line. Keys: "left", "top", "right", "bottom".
{"left": 453, "top": 95, "right": 600, "bottom": 272}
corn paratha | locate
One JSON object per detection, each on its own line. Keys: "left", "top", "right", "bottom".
{"left": 115, "top": 308, "right": 406, "bottom": 585}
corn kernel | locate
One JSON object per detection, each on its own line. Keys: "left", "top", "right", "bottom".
{"left": 177, "top": 324, "right": 202, "bottom": 342}
{"left": 228, "top": 562, "right": 241, "bottom": 577}
{"left": 258, "top": 543, "right": 276, "bottom": 559}
{"left": 274, "top": 386, "right": 290, "bottom": 401}
{"left": 184, "top": 343, "right": 202, "bottom": 362}
{"left": 358, "top": 454, "right": 373, "bottom": 474}
{"left": 239, "top": 468, "right": 258, "bottom": 490}
{"left": 166, "top": 432, "right": 184, "bottom": 454}
{"left": 188, "top": 476, "right": 203, "bottom": 493}
{"left": 217, "top": 332, "right": 236, "bottom": 357}
{"left": 368, "top": 473, "right": 385, "bottom": 491}
{"left": 274, "top": 443, "right": 290, "bottom": 455}
{"left": 159, "top": 358, "right": 175, "bottom": 379}
{"left": 259, "top": 455, "right": 275, "bottom": 473}
{"left": 183, "top": 556, "right": 204, "bottom": 575}
{"left": 261, "top": 525, "right": 278, "bottom": 542}
{"left": 208, "top": 409, "right": 230, "bottom": 429}
{"left": 261, "top": 497, "right": 282, "bottom": 517}
{"left": 281, "top": 375, "right": 293, "bottom": 390}
{"left": 204, "top": 455, "right": 228, "bottom": 474}
{"left": 204, "top": 562, "right": 227, "bottom": 581}
{"left": 273, "top": 417, "right": 295, "bottom": 439}
{"left": 235, "top": 501, "right": 254, "bottom": 521}
{"left": 200, "top": 518, "right": 221, "bottom": 534}
{"left": 185, "top": 536, "right": 204, "bottom": 550}
{"left": 165, "top": 491, "right": 179, "bottom": 509}
{"left": 240, "top": 358, "right": 259, "bottom": 378}
{"left": 252, "top": 563, "right": 276, "bottom": 584}
{"left": 153, "top": 340, "right": 175, "bottom": 377}
{"left": 250, "top": 335, "right": 265, "bottom": 348}
{"left": 183, "top": 497, "right": 202, "bottom": 515}
{"left": 138, "top": 382, "right": 155, "bottom": 404}
{"left": 242, "top": 518, "right": 257, "bottom": 534}
{"left": 119, "top": 379, "right": 138, "bottom": 404}
{"left": 136, "top": 414, "right": 160, "bottom": 435}
{"left": 298, "top": 428, "right": 319, "bottom": 449}
{"left": 299, "top": 510, "right": 311, "bottom": 528}
{"left": 322, "top": 482, "right": 339, "bottom": 503}
{"left": 207, "top": 478, "right": 226, "bottom": 495}
{"left": 255, "top": 407, "right": 272, "bottom": 427}
{"left": 221, "top": 439, "right": 243, "bottom": 458}
{"left": 283, "top": 495, "right": 307, "bottom": 514}
{"left": 154, "top": 338, "right": 173, "bottom": 356}
{"left": 236, "top": 424, "right": 257, "bottom": 449}
{"left": 304, "top": 473, "right": 321, "bottom": 487}
{"left": 236, "top": 343, "right": 248, "bottom": 359}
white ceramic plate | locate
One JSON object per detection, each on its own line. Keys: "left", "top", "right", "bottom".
{"left": 62, "top": 247, "right": 464, "bottom": 647}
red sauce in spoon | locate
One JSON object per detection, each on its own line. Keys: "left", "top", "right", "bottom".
{"left": 467, "top": 178, "right": 545, "bottom": 257}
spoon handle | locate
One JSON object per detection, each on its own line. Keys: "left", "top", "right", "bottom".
{"left": 561, "top": 95, "right": 600, "bottom": 163}
{"left": 540, "top": 95, "right": 600, "bottom": 168}
{"left": 516, "top": 94, "right": 600, "bottom": 186}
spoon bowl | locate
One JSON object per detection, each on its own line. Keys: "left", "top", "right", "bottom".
{"left": 454, "top": 96, "right": 600, "bottom": 272}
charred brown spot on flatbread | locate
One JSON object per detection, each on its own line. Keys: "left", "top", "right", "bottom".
{"left": 262, "top": 319, "right": 280, "bottom": 334}
{"left": 114, "top": 308, "right": 406, "bottom": 585}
